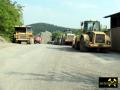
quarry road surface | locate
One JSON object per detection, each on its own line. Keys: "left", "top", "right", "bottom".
{"left": 0, "top": 44, "right": 120, "bottom": 90}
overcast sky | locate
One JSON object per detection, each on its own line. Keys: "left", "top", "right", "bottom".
{"left": 14, "top": 0, "right": 120, "bottom": 28}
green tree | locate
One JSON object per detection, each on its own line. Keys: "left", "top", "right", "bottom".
{"left": 72, "top": 29, "right": 82, "bottom": 35}
{"left": 0, "top": 0, "right": 23, "bottom": 41}
{"left": 52, "top": 32, "right": 63, "bottom": 41}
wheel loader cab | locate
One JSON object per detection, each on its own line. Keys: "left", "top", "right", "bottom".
{"left": 81, "top": 21, "right": 100, "bottom": 32}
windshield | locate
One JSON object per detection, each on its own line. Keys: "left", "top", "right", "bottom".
{"left": 93, "top": 22, "right": 100, "bottom": 31}
{"left": 27, "top": 27, "right": 32, "bottom": 32}
{"left": 88, "top": 22, "right": 94, "bottom": 31}
{"left": 84, "top": 21, "right": 100, "bottom": 31}
{"left": 15, "top": 27, "right": 26, "bottom": 32}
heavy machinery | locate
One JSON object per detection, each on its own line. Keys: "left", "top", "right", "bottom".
{"left": 64, "top": 33, "right": 76, "bottom": 45}
{"left": 72, "top": 21, "right": 111, "bottom": 52}
{"left": 13, "top": 26, "right": 34, "bottom": 44}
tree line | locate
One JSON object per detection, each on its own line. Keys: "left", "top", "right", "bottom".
{"left": 29, "top": 23, "right": 75, "bottom": 35}
{"left": 0, "top": 0, "right": 23, "bottom": 41}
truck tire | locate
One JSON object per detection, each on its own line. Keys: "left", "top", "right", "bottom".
{"left": 80, "top": 37, "right": 88, "bottom": 52}
{"left": 30, "top": 38, "right": 34, "bottom": 44}
{"left": 12, "top": 38, "right": 16, "bottom": 43}
{"left": 74, "top": 42, "right": 80, "bottom": 50}
{"left": 72, "top": 44, "right": 75, "bottom": 48}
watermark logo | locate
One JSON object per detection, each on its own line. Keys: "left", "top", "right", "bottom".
{"left": 99, "top": 77, "right": 118, "bottom": 88}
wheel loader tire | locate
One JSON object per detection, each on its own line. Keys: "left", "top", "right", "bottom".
{"left": 80, "top": 37, "right": 88, "bottom": 52}
{"left": 74, "top": 43, "right": 77, "bottom": 49}
{"left": 75, "top": 42, "right": 80, "bottom": 50}
{"left": 72, "top": 44, "right": 75, "bottom": 48}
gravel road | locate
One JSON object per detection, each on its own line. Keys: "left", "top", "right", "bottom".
{"left": 0, "top": 44, "right": 120, "bottom": 90}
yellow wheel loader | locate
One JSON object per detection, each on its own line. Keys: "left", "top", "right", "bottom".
{"left": 73, "top": 21, "right": 111, "bottom": 52}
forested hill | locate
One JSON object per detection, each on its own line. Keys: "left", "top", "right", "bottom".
{"left": 29, "top": 23, "right": 75, "bottom": 35}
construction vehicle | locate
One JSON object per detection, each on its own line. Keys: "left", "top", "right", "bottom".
{"left": 62, "top": 31, "right": 75, "bottom": 45}
{"left": 64, "top": 33, "right": 76, "bottom": 45}
{"left": 13, "top": 26, "right": 34, "bottom": 44}
{"left": 72, "top": 21, "right": 111, "bottom": 52}
{"left": 34, "top": 35, "right": 42, "bottom": 44}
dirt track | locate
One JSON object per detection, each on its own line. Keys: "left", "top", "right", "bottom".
{"left": 0, "top": 44, "right": 120, "bottom": 90}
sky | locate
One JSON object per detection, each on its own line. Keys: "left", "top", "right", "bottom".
{"left": 13, "top": 0, "right": 120, "bottom": 29}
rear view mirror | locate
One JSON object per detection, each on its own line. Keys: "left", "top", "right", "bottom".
{"left": 81, "top": 22, "right": 83, "bottom": 26}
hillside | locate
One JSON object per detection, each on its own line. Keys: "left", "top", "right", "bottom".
{"left": 29, "top": 23, "right": 75, "bottom": 35}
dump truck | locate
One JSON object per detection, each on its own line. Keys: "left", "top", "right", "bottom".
{"left": 62, "top": 33, "right": 76, "bottom": 45}
{"left": 72, "top": 21, "right": 111, "bottom": 52}
{"left": 13, "top": 26, "right": 34, "bottom": 44}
